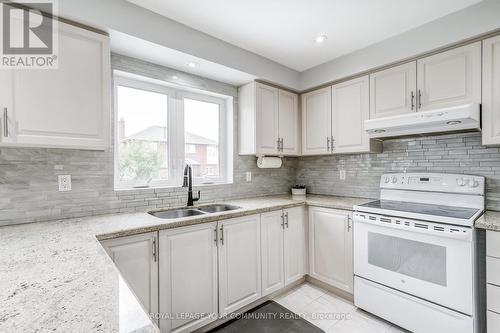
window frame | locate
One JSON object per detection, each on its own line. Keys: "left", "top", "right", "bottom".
{"left": 113, "top": 73, "right": 232, "bottom": 190}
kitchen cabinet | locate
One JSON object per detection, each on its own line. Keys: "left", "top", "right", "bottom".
{"left": 486, "top": 230, "right": 500, "bottom": 332}
{"left": 101, "top": 232, "right": 159, "bottom": 318}
{"left": 261, "top": 210, "right": 285, "bottom": 296}
{"left": 369, "top": 62, "right": 417, "bottom": 118}
{"left": 309, "top": 207, "right": 353, "bottom": 293}
{"left": 0, "top": 20, "right": 111, "bottom": 150}
{"left": 332, "top": 75, "right": 381, "bottom": 154}
{"left": 158, "top": 223, "right": 218, "bottom": 333}
{"left": 283, "top": 206, "right": 307, "bottom": 286}
{"left": 261, "top": 207, "right": 307, "bottom": 296}
{"left": 482, "top": 35, "right": 500, "bottom": 146}
{"left": 416, "top": 42, "right": 481, "bottom": 111}
{"left": 238, "top": 82, "right": 299, "bottom": 156}
{"left": 218, "top": 214, "right": 262, "bottom": 314}
{"left": 301, "top": 86, "right": 332, "bottom": 155}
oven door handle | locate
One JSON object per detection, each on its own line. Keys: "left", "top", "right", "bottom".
{"left": 353, "top": 216, "right": 472, "bottom": 242}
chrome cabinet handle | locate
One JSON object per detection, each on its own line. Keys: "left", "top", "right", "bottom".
{"left": 152, "top": 236, "right": 157, "bottom": 262}
{"left": 347, "top": 216, "right": 352, "bottom": 232}
{"left": 411, "top": 91, "right": 415, "bottom": 110}
{"left": 281, "top": 212, "right": 285, "bottom": 229}
{"left": 280, "top": 138, "right": 284, "bottom": 152}
{"left": 3, "top": 108, "right": 8, "bottom": 138}
{"left": 220, "top": 225, "right": 224, "bottom": 245}
{"left": 331, "top": 136, "right": 335, "bottom": 151}
{"left": 327, "top": 136, "right": 330, "bottom": 152}
{"left": 276, "top": 138, "right": 280, "bottom": 151}
{"left": 214, "top": 227, "right": 218, "bottom": 244}
{"left": 285, "top": 212, "right": 289, "bottom": 228}
{"left": 418, "top": 90, "right": 422, "bottom": 109}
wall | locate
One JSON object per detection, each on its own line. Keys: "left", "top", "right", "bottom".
{"left": 300, "top": 0, "right": 500, "bottom": 90}
{"left": 296, "top": 132, "right": 500, "bottom": 211}
{"left": 0, "top": 55, "right": 296, "bottom": 226}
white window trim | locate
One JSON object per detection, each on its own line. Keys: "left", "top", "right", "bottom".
{"left": 113, "top": 73, "right": 233, "bottom": 190}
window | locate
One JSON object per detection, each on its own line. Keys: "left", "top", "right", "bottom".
{"left": 114, "top": 74, "right": 232, "bottom": 189}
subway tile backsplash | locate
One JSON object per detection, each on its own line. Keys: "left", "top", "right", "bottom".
{"left": 296, "top": 132, "right": 500, "bottom": 211}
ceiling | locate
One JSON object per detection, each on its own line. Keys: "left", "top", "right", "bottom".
{"left": 126, "top": 0, "right": 482, "bottom": 72}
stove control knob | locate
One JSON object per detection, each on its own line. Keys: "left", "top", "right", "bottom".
{"left": 457, "top": 178, "right": 466, "bottom": 187}
{"left": 384, "top": 177, "right": 390, "bottom": 183}
{"left": 468, "top": 179, "right": 479, "bottom": 188}
{"left": 392, "top": 177, "right": 397, "bottom": 184}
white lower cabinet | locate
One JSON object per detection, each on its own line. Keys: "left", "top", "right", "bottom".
{"left": 260, "top": 207, "right": 307, "bottom": 297}
{"left": 487, "top": 230, "right": 500, "bottom": 332}
{"left": 158, "top": 223, "right": 218, "bottom": 333}
{"left": 309, "top": 207, "right": 353, "bottom": 293}
{"left": 101, "top": 232, "right": 159, "bottom": 318}
{"left": 218, "top": 215, "right": 262, "bottom": 315}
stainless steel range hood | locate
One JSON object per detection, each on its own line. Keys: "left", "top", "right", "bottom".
{"left": 364, "top": 104, "right": 481, "bottom": 139}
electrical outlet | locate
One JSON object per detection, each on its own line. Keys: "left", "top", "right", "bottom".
{"left": 339, "top": 170, "right": 346, "bottom": 180}
{"left": 246, "top": 172, "right": 252, "bottom": 182}
{"left": 58, "top": 175, "right": 72, "bottom": 191}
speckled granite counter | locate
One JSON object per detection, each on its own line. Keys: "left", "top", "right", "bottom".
{"left": 0, "top": 194, "right": 370, "bottom": 332}
{"left": 475, "top": 210, "right": 500, "bottom": 232}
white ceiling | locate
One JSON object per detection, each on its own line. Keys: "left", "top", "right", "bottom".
{"left": 111, "top": 31, "right": 256, "bottom": 86}
{"left": 126, "top": 0, "right": 482, "bottom": 71}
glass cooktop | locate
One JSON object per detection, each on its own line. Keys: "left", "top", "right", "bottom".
{"left": 358, "top": 200, "right": 480, "bottom": 220}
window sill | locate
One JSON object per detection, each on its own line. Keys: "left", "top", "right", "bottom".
{"left": 114, "top": 180, "right": 233, "bottom": 192}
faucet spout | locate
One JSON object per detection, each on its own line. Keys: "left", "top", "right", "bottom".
{"left": 183, "top": 163, "right": 200, "bottom": 206}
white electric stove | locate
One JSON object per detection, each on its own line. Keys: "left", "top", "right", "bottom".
{"left": 353, "top": 173, "right": 486, "bottom": 333}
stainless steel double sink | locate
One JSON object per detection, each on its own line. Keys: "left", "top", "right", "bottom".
{"left": 148, "top": 204, "right": 241, "bottom": 219}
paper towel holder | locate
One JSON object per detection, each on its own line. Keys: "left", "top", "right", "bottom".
{"left": 257, "top": 156, "right": 282, "bottom": 169}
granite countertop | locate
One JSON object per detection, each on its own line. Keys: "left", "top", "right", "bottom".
{"left": 475, "top": 210, "right": 500, "bottom": 232}
{"left": 0, "top": 194, "right": 370, "bottom": 333}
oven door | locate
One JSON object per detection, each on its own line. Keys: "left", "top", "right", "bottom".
{"left": 353, "top": 212, "right": 474, "bottom": 315}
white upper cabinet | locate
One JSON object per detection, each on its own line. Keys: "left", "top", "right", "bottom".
{"left": 218, "top": 215, "right": 262, "bottom": 315}
{"left": 158, "top": 223, "right": 218, "bottom": 333}
{"left": 332, "top": 75, "right": 380, "bottom": 154}
{"left": 256, "top": 83, "right": 279, "bottom": 154}
{"left": 260, "top": 210, "right": 285, "bottom": 296}
{"left": 416, "top": 42, "right": 481, "bottom": 111}
{"left": 301, "top": 86, "right": 332, "bottom": 155}
{"left": 482, "top": 35, "right": 500, "bottom": 146}
{"left": 238, "top": 82, "right": 299, "bottom": 156}
{"left": 309, "top": 207, "right": 353, "bottom": 293}
{"left": 278, "top": 89, "right": 300, "bottom": 155}
{"left": 0, "top": 20, "right": 111, "bottom": 150}
{"left": 369, "top": 62, "right": 417, "bottom": 118}
{"left": 101, "top": 233, "right": 159, "bottom": 319}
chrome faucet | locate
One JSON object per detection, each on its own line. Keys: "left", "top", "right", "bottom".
{"left": 182, "top": 164, "right": 200, "bottom": 206}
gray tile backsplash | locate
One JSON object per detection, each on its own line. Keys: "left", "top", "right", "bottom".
{"left": 296, "top": 132, "right": 500, "bottom": 211}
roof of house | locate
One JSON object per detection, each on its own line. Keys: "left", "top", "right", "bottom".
{"left": 124, "top": 126, "right": 217, "bottom": 145}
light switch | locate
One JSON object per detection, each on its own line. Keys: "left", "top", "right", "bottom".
{"left": 246, "top": 172, "right": 252, "bottom": 182}
{"left": 58, "top": 175, "right": 72, "bottom": 191}
{"left": 339, "top": 170, "right": 346, "bottom": 180}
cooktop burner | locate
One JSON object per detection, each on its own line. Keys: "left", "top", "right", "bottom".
{"left": 358, "top": 200, "right": 479, "bottom": 220}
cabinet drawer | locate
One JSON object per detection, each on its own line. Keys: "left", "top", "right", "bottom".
{"left": 488, "top": 310, "right": 500, "bottom": 332}
{"left": 487, "top": 256, "right": 500, "bottom": 285}
{"left": 487, "top": 231, "right": 500, "bottom": 258}
{"left": 488, "top": 284, "right": 500, "bottom": 313}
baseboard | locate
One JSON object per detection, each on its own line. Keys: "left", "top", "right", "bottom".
{"left": 305, "top": 275, "right": 354, "bottom": 303}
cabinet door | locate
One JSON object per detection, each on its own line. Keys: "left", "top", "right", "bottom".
{"left": 278, "top": 90, "right": 300, "bottom": 155}
{"left": 7, "top": 21, "right": 111, "bottom": 149}
{"left": 218, "top": 215, "right": 261, "bottom": 314}
{"left": 159, "top": 223, "right": 218, "bottom": 333}
{"left": 261, "top": 210, "right": 285, "bottom": 296}
{"left": 369, "top": 62, "right": 417, "bottom": 118}
{"left": 0, "top": 70, "right": 14, "bottom": 143}
{"left": 256, "top": 83, "right": 279, "bottom": 155}
{"left": 309, "top": 207, "right": 353, "bottom": 293}
{"left": 417, "top": 42, "right": 481, "bottom": 111}
{"left": 101, "top": 232, "right": 159, "bottom": 317}
{"left": 331, "top": 75, "right": 370, "bottom": 154}
{"left": 284, "top": 207, "right": 307, "bottom": 286}
{"left": 483, "top": 36, "right": 500, "bottom": 146}
{"left": 301, "top": 87, "right": 332, "bottom": 155}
